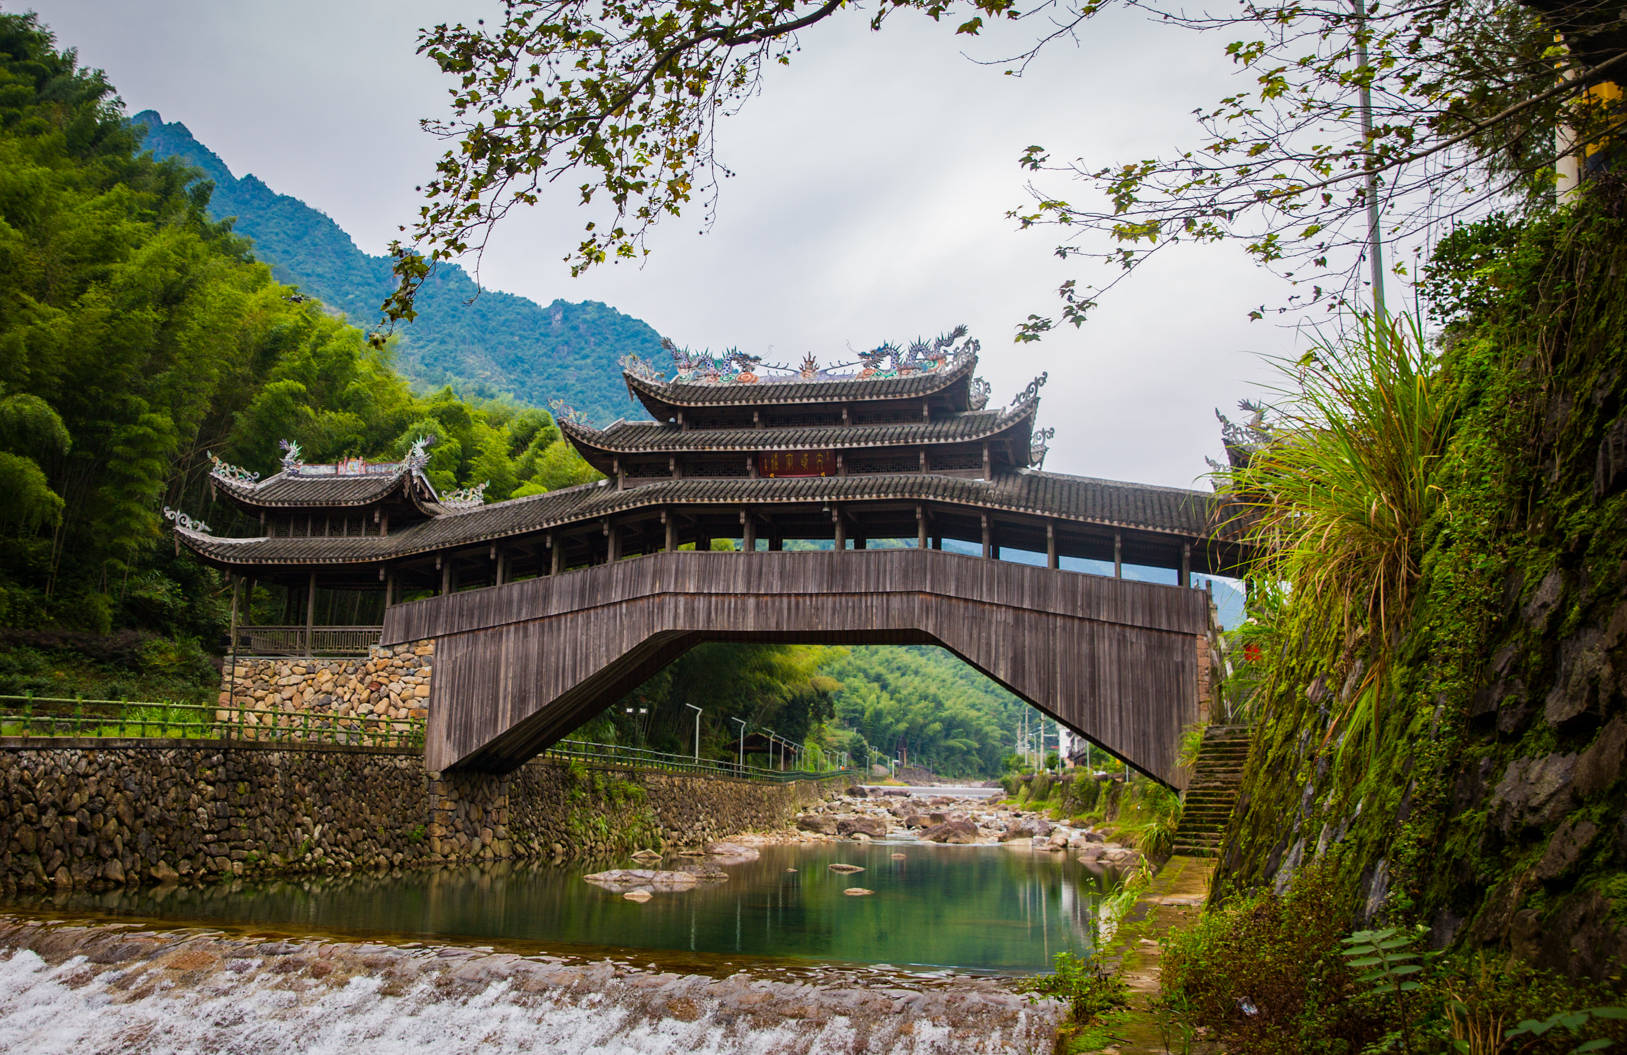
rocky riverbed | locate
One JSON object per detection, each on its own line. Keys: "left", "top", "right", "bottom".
{"left": 773, "top": 786, "right": 1149, "bottom": 879}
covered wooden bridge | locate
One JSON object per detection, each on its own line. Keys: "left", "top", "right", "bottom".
{"left": 174, "top": 334, "right": 1247, "bottom": 787}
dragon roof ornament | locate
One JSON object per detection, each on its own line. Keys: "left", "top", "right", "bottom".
{"left": 549, "top": 398, "right": 587, "bottom": 427}
{"left": 648, "top": 325, "right": 981, "bottom": 386}
{"left": 968, "top": 377, "right": 992, "bottom": 411}
{"left": 440, "top": 481, "right": 489, "bottom": 511}
{"left": 163, "top": 506, "right": 211, "bottom": 535}
{"left": 278, "top": 438, "right": 305, "bottom": 476}
{"left": 207, "top": 452, "right": 259, "bottom": 484}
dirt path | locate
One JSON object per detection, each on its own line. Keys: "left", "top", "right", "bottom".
{"left": 1076, "top": 854, "right": 1219, "bottom": 1054}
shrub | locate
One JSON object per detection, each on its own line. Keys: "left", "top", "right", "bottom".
{"left": 1021, "top": 951, "right": 1129, "bottom": 1025}
{"left": 1029, "top": 770, "right": 1053, "bottom": 803}
{"left": 1161, "top": 862, "right": 1374, "bottom": 1054}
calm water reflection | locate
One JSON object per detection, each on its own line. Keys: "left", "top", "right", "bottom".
{"left": 12, "top": 840, "right": 1105, "bottom": 973}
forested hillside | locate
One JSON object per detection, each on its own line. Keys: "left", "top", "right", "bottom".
{"left": 135, "top": 111, "right": 662, "bottom": 423}
{"left": 0, "top": 15, "right": 596, "bottom": 694}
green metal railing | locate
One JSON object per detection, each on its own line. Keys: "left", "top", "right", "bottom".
{"left": 543, "top": 737, "right": 852, "bottom": 782}
{"left": 0, "top": 694, "right": 424, "bottom": 749}
{"left": 0, "top": 694, "right": 853, "bottom": 782}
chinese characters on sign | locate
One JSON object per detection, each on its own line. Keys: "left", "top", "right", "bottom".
{"left": 758, "top": 450, "right": 834, "bottom": 478}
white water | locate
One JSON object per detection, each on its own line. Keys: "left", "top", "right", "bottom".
{"left": 0, "top": 926, "right": 1058, "bottom": 1055}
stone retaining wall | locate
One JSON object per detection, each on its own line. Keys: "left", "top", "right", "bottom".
{"left": 217, "top": 642, "right": 434, "bottom": 725}
{"left": 0, "top": 740, "right": 836, "bottom": 895}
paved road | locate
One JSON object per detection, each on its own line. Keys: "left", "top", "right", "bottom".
{"left": 859, "top": 784, "right": 1002, "bottom": 799}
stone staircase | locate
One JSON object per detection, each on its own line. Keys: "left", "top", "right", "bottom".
{"left": 1172, "top": 725, "right": 1253, "bottom": 858}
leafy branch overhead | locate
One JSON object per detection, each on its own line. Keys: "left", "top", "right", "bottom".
{"left": 391, "top": 0, "right": 1625, "bottom": 335}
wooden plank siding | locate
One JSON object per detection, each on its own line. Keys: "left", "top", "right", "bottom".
{"left": 382, "top": 549, "right": 1208, "bottom": 788}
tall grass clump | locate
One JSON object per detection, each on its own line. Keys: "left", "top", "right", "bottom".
{"left": 1220, "top": 313, "right": 1459, "bottom": 741}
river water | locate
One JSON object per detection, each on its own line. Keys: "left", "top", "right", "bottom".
{"left": 3, "top": 839, "right": 1104, "bottom": 975}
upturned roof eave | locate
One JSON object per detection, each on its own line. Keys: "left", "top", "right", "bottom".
{"left": 173, "top": 470, "right": 1241, "bottom": 571}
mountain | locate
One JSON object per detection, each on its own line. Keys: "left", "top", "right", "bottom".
{"left": 133, "top": 110, "right": 660, "bottom": 423}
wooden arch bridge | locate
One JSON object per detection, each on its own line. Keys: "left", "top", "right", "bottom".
{"left": 176, "top": 335, "right": 1247, "bottom": 789}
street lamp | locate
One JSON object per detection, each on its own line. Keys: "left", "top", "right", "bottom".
{"left": 728, "top": 716, "right": 746, "bottom": 772}
{"left": 684, "top": 703, "right": 702, "bottom": 763}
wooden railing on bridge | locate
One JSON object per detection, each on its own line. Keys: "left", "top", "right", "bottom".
{"left": 232, "top": 625, "right": 383, "bottom": 657}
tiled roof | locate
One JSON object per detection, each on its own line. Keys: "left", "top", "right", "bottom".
{"left": 562, "top": 406, "right": 1031, "bottom": 454}
{"left": 211, "top": 467, "right": 432, "bottom": 509}
{"left": 177, "top": 469, "right": 1222, "bottom": 567}
{"left": 625, "top": 352, "right": 976, "bottom": 411}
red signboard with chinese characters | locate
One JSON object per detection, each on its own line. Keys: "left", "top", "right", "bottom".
{"left": 758, "top": 450, "right": 834, "bottom": 477}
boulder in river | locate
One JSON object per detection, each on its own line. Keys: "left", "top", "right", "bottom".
{"left": 845, "top": 785, "right": 870, "bottom": 798}
{"left": 584, "top": 868, "right": 727, "bottom": 893}
{"left": 843, "top": 887, "right": 874, "bottom": 896}
{"left": 921, "top": 819, "right": 980, "bottom": 844}
{"left": 1001, "top": 824, "right": 1036, "bottom": 842}
{"left": 630, "top": 849, "right": 662, "bottom": 862}
{"left": 796, "top": 814, "right": 839, "bottom": 835}
{"left": 836, "top": 816, "right": 887, "bottom": 838}
{"left": 828, "top": 863, "right": 866, "bottom": 874}
{"left": 704, "top": 843, "right": 760, "bottom": 865}
{"left": 904, "top": 814, "right": 929, "bottom": 829}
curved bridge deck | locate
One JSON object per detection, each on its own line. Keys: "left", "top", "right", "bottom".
{"left": 382, "top": 549, "right": 1209, "bottom": 787}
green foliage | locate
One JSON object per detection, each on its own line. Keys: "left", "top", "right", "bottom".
{"left": 1021, "top": 951, "right": 1130, "bottom": 1026}
{"left": 1342, "top": 926, "right": 1431, "bottom": 1054}
{"left": 1505, "top": 1007, "right": 1627, "bottom": 1054}
{"left": 1162, "top": 863, "right": 1371, "bottom": 1055}
{"left": 0, "top": 16, "right": 602, "bottom": 655}
{"left": 1220, "top": 313, "right": 1459, "bottom": 746}
{"left": 820, "top": 645, "right": 1031, "bottom": 778}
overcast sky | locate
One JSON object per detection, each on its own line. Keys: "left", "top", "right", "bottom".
{"left": 19, "top": 0, "right": 1313, "bottom": 490}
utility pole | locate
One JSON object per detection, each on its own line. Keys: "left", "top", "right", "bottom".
{"left": 729, "top": 716, "right": 746, "bottom": 772}
{"left": 1354, "top": 0, "right": 1385, "bottom": 319}
{"left": 684, "top": 703, "right": 702, "bottom": 763}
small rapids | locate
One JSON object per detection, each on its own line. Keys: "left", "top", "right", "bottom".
{"left": 0, "top": 917, "right": 1061, "bottom": 1054}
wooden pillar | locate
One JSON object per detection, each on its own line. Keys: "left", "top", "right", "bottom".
{"left": 853, "top": 534, "right": 867, "bottom": 550}
{"left": 605, "top": 520, "right": 621, "bottom": 562}
{"left": 440, "top": 556, "right": 452, "bottom": 595}
{"left": 1046, "top": 523, "right": 1058, "bottom": 569}
{"left": 663, "top": 512, "right": 677, "bottom": 552}
{"left": 981, "top": 443, "right": 991, "bottom": 480}
{"left": 916, "top": 504, "right": 927, "bottom": 550}
{"left": 612, "top": 456, "right": 623, "bottom": 491}
{"left": 981, "top": 514, "right": 992, "bottom": 559}
{"left": 227, "top": 573, "right": 240, "bottom": 656}
{"left": 697, "top": 534, "right": 712, "bottom": 552}
{"left": 931, "top": 534, "right": 941, "bottom": 551}
{"left": 832, "top": 507, "right": 845, "bottom": 550}
{"left": 384, "top": 568, "right": 397, "bottom": 607}
{"left": 550, "top": 535, "right": 563, "bottom": 575}
{"left": 769, "top": 533, "right": 783, "bottom": 552}
{"left": 747, "top": 455, "right": 757, "bottom": 479}
{"left": 1114, "top": 531, "right": 1123, "bottom": 578}
{"left": 304, "top": 571, "right": 317, "bottom": 658}
{"left": 494, "top": 548, "right": 508, "bottom": 586}
{"left": 1180, "top": 543, "right": 1191, "bottom": 588}
{"left": 741, "top": 512, "right": 756, "bottom": 552}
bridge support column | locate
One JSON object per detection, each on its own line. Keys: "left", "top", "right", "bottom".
{"left": 916, "top": 504, "right": 928, "bottom": 550}
{"left": 663, "top": 512, "right": 677, "bottom": 553}
{"left": 1114, "top": 531, "right": 1123, "bottom": 578}
{"left": 1180, "top": 543, "right": 1191, "bottom": 588}
{"left": 741, "top": 512, "right": 756, "bottom": 552}
{"left": 1047, "top": 524, "right": 1058, "bottom": 569}
{"left": 550, "top": 539, "right": 562, "bottom": 575}
{"left": 981, "top": 514, "right": 992, "bottom": 559}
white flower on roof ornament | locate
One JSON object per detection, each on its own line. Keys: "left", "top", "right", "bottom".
{"left": 1030, "top": 427, "right": 1056, "bottom": 470}
{"left": 206, "top": 452, "right": 259, "bottom": 484}
{"left": 1012, "top": 372, "right": 1049, "bottom": 406}
{"left": 162, "top": 507, "right": 211, "bottom": 534}
{"left": 441, "top": 481, "right": 489, "bottom": 510}
{"left": 277, "top": 438, "right": 305, "bottom": 475}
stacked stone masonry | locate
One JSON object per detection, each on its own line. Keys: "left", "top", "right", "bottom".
{"left": 0, "top": 742, "right": 835, "bottom": 895}
{"left": 218, "top": 642, "right": 434, "bottom": 726}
